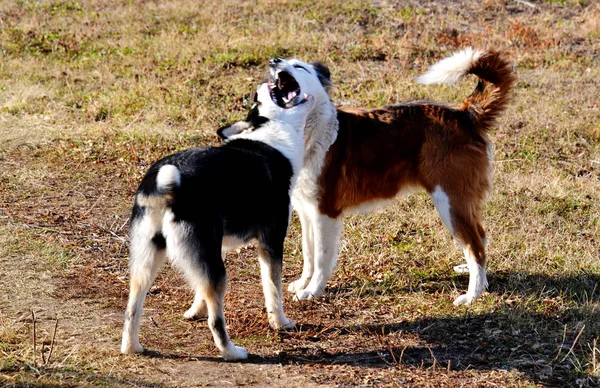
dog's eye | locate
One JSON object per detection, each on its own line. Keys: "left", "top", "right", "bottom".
{"left": 293, "top": 64, "right": 310, "bottom": 73}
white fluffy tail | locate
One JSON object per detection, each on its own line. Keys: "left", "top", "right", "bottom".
{"left": 156, "top": 164, "right": 181, "bottom": 194}
{"left": 136, "top": 164, "right": 181, "bottom": 208}
{"left": 417, "top": 47, "right": 484, "bottom": 85}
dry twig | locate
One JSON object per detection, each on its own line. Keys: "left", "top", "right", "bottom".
{"left": 561, "top": 324, "right": 586, "bottom": 363}
{"left": 31, "top": 310, "right": 37, "bottom": 368}
{"left": 553, "top": 324, "right": 568, "bottom": 362}
{"left": 46, "top": 318, "right": 59, "bottom": 366}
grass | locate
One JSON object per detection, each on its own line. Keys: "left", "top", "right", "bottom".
{"left": 1, "top": 0, "right": 599, "bottom": 386}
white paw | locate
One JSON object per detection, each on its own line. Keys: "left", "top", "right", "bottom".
{"left": 288, "top": 278, "right": 310, "bottom": 293}
{"left": 453, "top": 294, "right": 475, "bottom": 306}
{"left": 222, "top": 345, "right": 248, "bottom": 361}
{"left": 121, "top": 341, "right": 144, "bottom": 354}
{"left": 269, "top": 315, "right": 296, "bottom": 330}
{"left": 183, "top": 307, "right": 207, "bottom": 320}
{"left": 293, "top": 288, "right": 322, "bottom": 301}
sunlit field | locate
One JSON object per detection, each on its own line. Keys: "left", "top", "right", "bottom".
{"left": 1, "top": 0, "right": 598, "bottom": 386}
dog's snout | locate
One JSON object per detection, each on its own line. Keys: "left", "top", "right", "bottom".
{"left": 269, "top": 58, "right": 283, "bottom": 66}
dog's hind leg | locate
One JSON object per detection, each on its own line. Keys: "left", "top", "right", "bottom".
{"left": 257, "top": 241, "right": 295, "bottom": 330}
{"left": 451, "top": 215, "right": 488, "bottom": 306}
{"left": 181, "top": 262, "right": 247, "bottom": 360}
{"left": 182, "top": 245, "right": 209, "bottom": 321}
{"left": 204, "top": 277, "right": 247, "bottom": 361}
{"left": 430, "top": 186, "right": 488, "bottom": 306}
{"left": 179, "top": 262, "right": 246, "bottom": 360}
{"left": 121, "top": 213, "right": 167, "bottom": 354}
{"left": 165, "top": 216, "right": 247, "bottom": 360}
{"left": 183, "top": 288, "right": 208, "bottom": 320}
{"left": 288, "top": 207, "right": 315, "bottom": 293}
{"left": 294, "top": 213, "right": 343, "bottom": 300}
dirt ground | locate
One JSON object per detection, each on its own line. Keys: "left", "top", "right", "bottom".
{"left": 0, "top": 152, "right": 531, "bottom": 386}
{"left": 0, "top": 241, "right": 315, "bottom": 388}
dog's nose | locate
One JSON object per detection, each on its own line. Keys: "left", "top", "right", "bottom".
{"left": 269, "top": 58, "right": 283, "bottom": 66}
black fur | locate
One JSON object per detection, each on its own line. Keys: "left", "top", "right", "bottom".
{"left": 133, "top": 138, "right": 293, "bottom": 237}
{"left": 210, "top": 315, "right": 229, "bottom": 350}
{"left": 151, "top": 232, "right": 166, "bottom": 250}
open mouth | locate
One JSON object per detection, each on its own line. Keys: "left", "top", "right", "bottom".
{"left": 268, "top": 70, "right": 301, "bottom": 108}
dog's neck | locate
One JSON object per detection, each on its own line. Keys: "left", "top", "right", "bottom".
{"left": 229, "top": 119, "right": 305, "bottom": 180}
{"left": 303, "top": 101, "right": 338, "bottom": 172}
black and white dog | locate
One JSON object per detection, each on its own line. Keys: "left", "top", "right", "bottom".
{"left": 121, "top": 83, "right": 313, "bottom": 361}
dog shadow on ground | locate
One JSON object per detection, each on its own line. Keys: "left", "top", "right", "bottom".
{"left": 289, "top": 270, "right": 598, "bottom": 385}
{"left": 301, "top": 270, "right": 599, "bottom": 386}
{"left": 145, "top": 271, "right": 599, "bottom": 386}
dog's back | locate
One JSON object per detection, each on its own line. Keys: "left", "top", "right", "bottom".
{"left": 133, "top": 138, "right": 295, "bottom": 242}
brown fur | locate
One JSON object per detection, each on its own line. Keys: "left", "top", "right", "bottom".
{"left": 317, "top": 51, "right": 515, "bottom": 268}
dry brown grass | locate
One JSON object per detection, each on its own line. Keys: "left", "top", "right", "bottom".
{"left": 1, "top": 0, "right": 599, "bottom": 386}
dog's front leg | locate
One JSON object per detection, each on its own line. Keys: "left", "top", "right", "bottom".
{"left": 257, "top": 244, "right": 295, "bottom": 329}
{"left": 293, "top": 213, "right": 343, "bottom": 300}
{"left": 288, "top": 206, "right": 315, "bottom": 293}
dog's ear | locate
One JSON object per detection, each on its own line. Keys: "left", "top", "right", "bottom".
{"left": 217, "top": 121, "right": 252, "bottom": 139}
{"left": 245, "top": 102, "right": 260, "bottom": 121}
{"left": 245, "top": 103, "right": 269, "bottom": 125}
{"left": 311, "top": 61, "right": 332, "bottom": 92}
{"left": 217, "top": 97, "right": 271, "bottom": 139}
{"left": 217, "top": 102, "right": 258, "bottom": 139}
{"left": 217, "top": 104, "right": 270, "bottom": 139}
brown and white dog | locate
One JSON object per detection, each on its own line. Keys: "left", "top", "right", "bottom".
{"left": 224, "top": 49, "right": 515, "bottom": 306}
